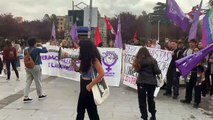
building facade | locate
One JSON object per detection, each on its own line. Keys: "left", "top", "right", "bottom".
{"left": 57, "top": 16, "right": 66, "bottom": 32}
{"left": 67, "top": 7, "right": 106, "bottom": 42}
{"left": 14, "top": 17, "right": 23, "bottom": 23}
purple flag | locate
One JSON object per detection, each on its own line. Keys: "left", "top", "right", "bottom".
{"left": 70, "top": 23, "right": 78, "bottom": 42}
{"left": 51, "top": 22, "right": 56, "bottom": 41}
{"left": 202, "top": 7, "right": 213, "bottom": 47}
{"left": 166, "top": 0, "right": 190, "bottom": 32}
{"left": 188, "top": 0, "right": 203, "bottom": 41}
{"left": 115, "top": 17, "right": 123, "bottom": 49}
{"left": 202, "top": 13, "right": 208, "bottom": 47}
{"left": 176, "top": 43, "right": 213, "bottom": 77}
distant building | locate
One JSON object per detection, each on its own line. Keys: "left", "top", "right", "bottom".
{"left": 83, "top": 7, "right": 100, "bottom": 28}
{"left": 98, "top": 17, "right": 107, "bottom": 46}
{"left": 57, "top": 16, "right": 66, "bottom": 32}
{"left": 14, "top": 17, "right": 23, "bottom": 23}
{"left": 67, "top": 7, "right": 105, "bottom": 41}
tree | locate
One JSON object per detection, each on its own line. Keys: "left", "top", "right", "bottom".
{"left": 209, "top": 0, "right": 213, "bottom": 7}
{"left": 109, "top": 12, "right": 137, "bottom": 44}
{"left": 43, "top": 14, "right": 50, "bottom": 21}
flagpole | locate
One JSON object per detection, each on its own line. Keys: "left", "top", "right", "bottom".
{"left": 88, "top": 0, "right": 92, "bottom": 40}
{"left": 158, "top": 20, "right": 160, "bottom": 42}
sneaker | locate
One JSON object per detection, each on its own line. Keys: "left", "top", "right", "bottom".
{"left": 23, "top": 98, "right": 33, "bottom": 102}
{"left": 38, "top": 95, "right": 47, "bottom": 99}
{"left": 6, "top": 79, "right": 10, "bottom": 80}
{"left": 180, "top": 99, "right": 190, "bottom": 104}
{"left": 16, "top": 78, "right": 20, "bottom": 81}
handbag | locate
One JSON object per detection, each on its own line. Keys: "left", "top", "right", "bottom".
{"left": 156, "top": 74, "right": 164, "bottom": 87}
{"left": 91, "top": 68, "right": 110, "bottom": 105}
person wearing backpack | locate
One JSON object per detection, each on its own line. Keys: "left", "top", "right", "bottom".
{"left": 23, "top": 37, "right": 48, "bottom": 102}
{"left": 2, "top": 40, "right": 19, "bottom": 80}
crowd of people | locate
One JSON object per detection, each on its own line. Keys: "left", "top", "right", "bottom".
{"left": 0, "top": 37, "right": 213, "bottom": 120}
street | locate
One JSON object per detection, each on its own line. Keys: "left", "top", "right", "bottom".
{"left": 0, "top": 64, "right": 212, "bottom": 120}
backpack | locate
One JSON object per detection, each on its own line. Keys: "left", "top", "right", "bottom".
{"left": 24, "top": 49, "right": 35, "bottom": 69}
{"left": 8, "top": 48, "right": 15, "bottom": 59}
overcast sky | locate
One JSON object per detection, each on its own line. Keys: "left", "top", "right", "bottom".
{"left": 0, "top": 0, "right": 210, "bottom": 21}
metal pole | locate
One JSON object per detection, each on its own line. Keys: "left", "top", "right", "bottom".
{"left": 157, "top": 20, "right": 160, "bottom": 42}
{"left": 88, "top": 0, "right": 92, "bottom": 40}
{"left": 72, "top": 1, "right": 74, "bottom": 10}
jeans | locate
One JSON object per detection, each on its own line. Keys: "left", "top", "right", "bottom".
{"left": 24, "top": 65, "right": 43, "bottom": 97}
{"left": 5, "top": 59, "right": 19, "bottom": 79}
{"left": 76, "top": 78, "right": 100, "bottom": 120}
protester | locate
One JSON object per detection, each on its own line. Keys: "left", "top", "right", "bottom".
{"left": 133, "top": 47, "right": 161, "bottom": 120}
{"left": 61, "top": 39, "right": 68, "bottom": 48}
{"left": 164, "top": 40, "right": 182, "bottom": 99}
{"left": 108, "top": 40, "right": 115, "bottom": 47}
{"left": 23, "top": 37, "right": 48, "bottom": 102}
{"left": 150, "top": 39, "right": 161, "bottom": 49}
{"left": 13, "top": 41, "right": 22, "bottom": 70}
{"left": 67, "top": 41, "right": 75, "bottom": 49}
{"left": 198, "top": 41, "right": 203, "bottom": 50}
{"left": 182, "top": 39, "right": 197, "bottom": 57}
{"left": 145, "top": 40, "right": 152, "bottom": 47}
{"left": 71, "top": 40, "right": 104, "bottom": 120}
{"left": 163, "top": 39, "right": 171, "bottom": 50}
{"left": 177, "top": 40, "right": 186, "bottom": 58}
{"left": 131, "top": 37, "right": 140, "bottom": 46}
{"left": 206, "top": 51, "right": 213, "bottom": 100}
{"left": 3, "top": 40, "right": 19, "bottom": 80}
{"left": 180, "top": 47, "right": 205, "bottom": 108}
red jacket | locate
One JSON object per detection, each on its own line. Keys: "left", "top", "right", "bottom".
{"left": 3, "top": 47, "right": 17, "bottom": 62}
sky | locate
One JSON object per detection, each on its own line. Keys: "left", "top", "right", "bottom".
{"left": 0, "top": 0, "right": 210, "bottom": 21}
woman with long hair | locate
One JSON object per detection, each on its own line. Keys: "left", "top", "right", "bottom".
{"left": 133, "top": 47, "right": 161, "bottom": 120}
{"left": 71, "top": 40, "right": 104, "bottom": 120}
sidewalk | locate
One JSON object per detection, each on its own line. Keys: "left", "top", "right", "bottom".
{"left": 0, "top": 64, "right": 213, "bottom": 120}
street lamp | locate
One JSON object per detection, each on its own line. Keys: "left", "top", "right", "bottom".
{"left": 157, "top": 20, "right": 160, "bottom": 43}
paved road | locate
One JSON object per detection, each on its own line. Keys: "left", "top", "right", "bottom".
{"left": 0, "top": 65, "right": 212, "bottom": 120}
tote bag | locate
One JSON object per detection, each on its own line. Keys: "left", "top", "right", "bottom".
{"left": 91, "top": 68, "right": 110, "bottom": 105}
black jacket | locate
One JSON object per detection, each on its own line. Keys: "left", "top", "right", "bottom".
{"left": 136, "top": 58, "right": 161, "bottom": 86}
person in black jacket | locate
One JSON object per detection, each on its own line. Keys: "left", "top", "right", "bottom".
{"left": 133, "top": 47, "right": 161, "bottom": 120}
{"left": 163, "top": 40, "right": 182, "bottom": 99}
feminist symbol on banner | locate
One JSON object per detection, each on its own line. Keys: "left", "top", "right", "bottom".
{"left": 102, "top": 51, "right": 118, "bottom": 72}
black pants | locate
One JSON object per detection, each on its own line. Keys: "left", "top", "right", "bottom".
{"left": 137, "top": 84, "right": 156, "bottom": 119}
{"left": 76, "top": 78, "right": 99, "bottom": 120}
{"left": 210, "top": 74, "right": 213, "bottom": 96}
{"left": 6, "top": 60, "right": 19, "bottom": 80}
{"left": 166, "top": 69, "right": 180, "bottom": 96}
{"left": 185, "top": 72, "right": 201, "bottom": 104}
